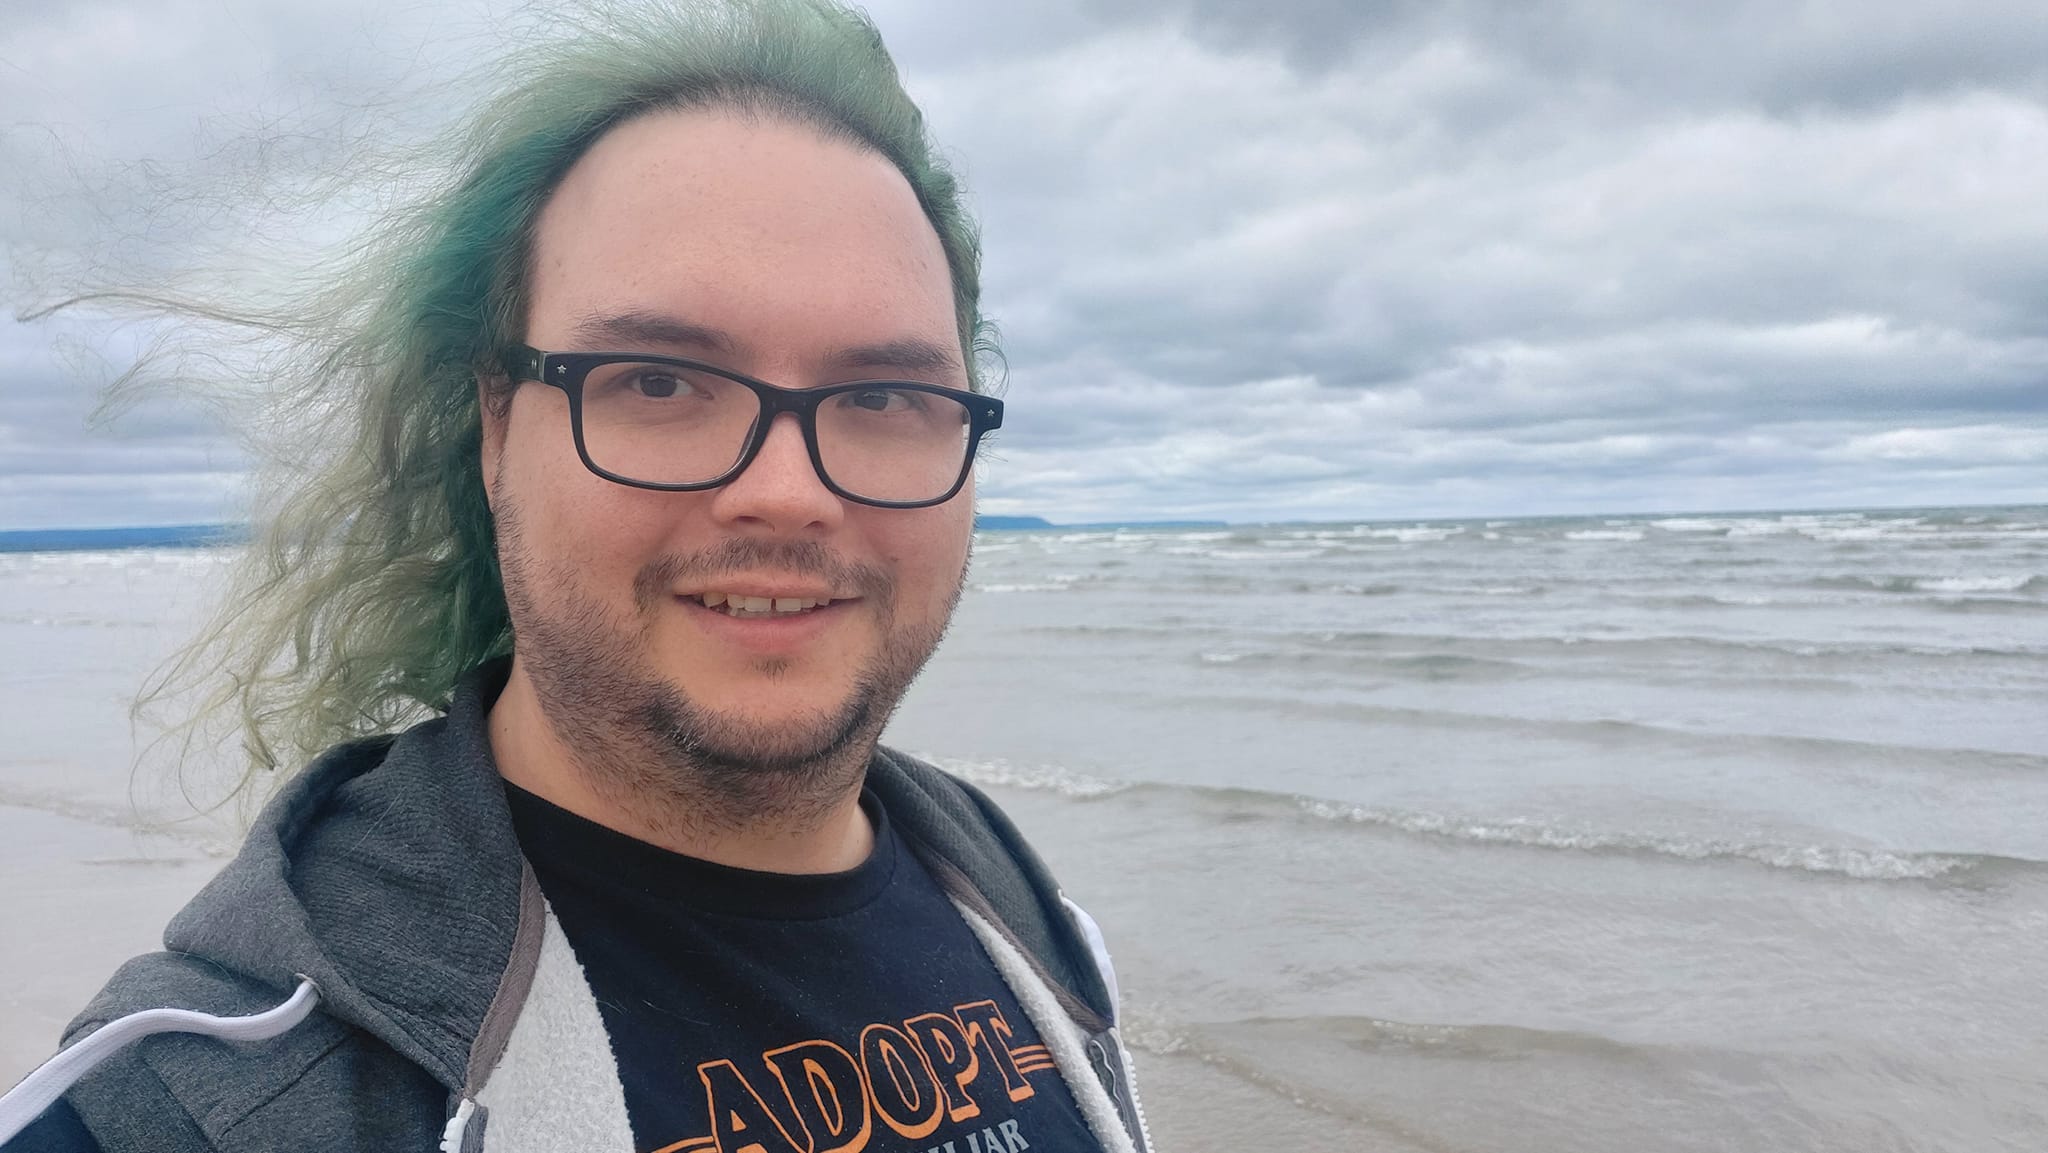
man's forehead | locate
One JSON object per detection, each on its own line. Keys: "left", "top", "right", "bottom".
{"left": 532, "top": 108, "right": 933, "bottom": 263}
{"left": 525, "top": 108, "right": 962, "bottom": 378}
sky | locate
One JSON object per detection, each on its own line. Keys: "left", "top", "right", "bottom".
{"left": 2, "top": 0, "right": 2045, "bottom": 527}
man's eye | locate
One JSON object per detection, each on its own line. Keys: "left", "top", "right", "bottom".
{"left": 846, "top": 388, "right": 915, "bottom": 413}
{"left": 628, "top": 371, "right": 683, "bottom": 398}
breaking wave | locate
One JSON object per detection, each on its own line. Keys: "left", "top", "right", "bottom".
{"left": 1807, "top": 574, "right": 2045, "bottom": 595}
{"left": 1031, "top": 623, "right": 2048, "bottom": 663}
{"left": 925, "top": 757, "right": 2034, "bottom": 883}
{"left": 1292, "top": 799, "right": 1986, "bottom": 881}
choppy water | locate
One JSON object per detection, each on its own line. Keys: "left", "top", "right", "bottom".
{"left": 885, "top": 506, "right": 2048, "bottom": 1152}
{"left": 3, "top": 506, "right": 2044, "bottom": 1150}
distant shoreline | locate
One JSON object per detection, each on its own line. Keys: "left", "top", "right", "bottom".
{"left": 0, "top": 519, "right": 1229, "bottom": 551}
{"left": 6, "top": 503, "right": 2042, "bottom": 552}
{"left": 0, "top": 524, "right": 246, "bottom": 554}
{"left": 974, "top": 515, "right": 1230, "bottom": 532}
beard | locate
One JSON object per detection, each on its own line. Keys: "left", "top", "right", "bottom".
{"left": 494, "top": 500, "right": 964, "bottom": 839}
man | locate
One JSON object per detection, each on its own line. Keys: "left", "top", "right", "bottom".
{"left": 0, "top": 3, "right": 1149, "bottom": 1150}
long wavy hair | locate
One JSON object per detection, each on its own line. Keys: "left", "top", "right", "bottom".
{"left": 38, "top": 0, "right": 998, "bottom": 794}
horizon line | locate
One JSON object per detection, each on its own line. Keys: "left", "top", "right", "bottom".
{"left": 4, "top": 497, "right": 2044, "bottom": 539}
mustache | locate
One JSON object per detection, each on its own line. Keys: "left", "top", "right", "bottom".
{"left": 632, "top": 538, "right": 891, "bottom": 607}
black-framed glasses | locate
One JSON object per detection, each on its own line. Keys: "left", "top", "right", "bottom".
{"left": 501, "top": 344, "right": 1003, "bottom": 509}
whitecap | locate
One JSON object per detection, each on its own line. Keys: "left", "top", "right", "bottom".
{"left": 924, "top": 755, "right": 1128, "bottom": 799}
{"left": 1564, "top": 529, "right": 1644, "bottom": 542}
{"left": 1361, "top": 526, "right": 1463, "bottom": 543}
{"left": 1295, "top": 800, "right": 1976, "bottom": 881}
{"left": 1917, "top": 575, "right": 2037, "bottom": 594}
{"left": 1649, "top": 518, "right": 1733, "bottom": 533}
{"left": 1206, "top": 548, "right": 1322, "bottom": 560}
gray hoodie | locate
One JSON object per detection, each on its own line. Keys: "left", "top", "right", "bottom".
{"left": 17, "top": 669, "right": 1152, "bottom": 1152}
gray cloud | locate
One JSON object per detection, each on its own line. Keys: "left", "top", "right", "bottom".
{"left": 2, "top": 0, "right": 2044, "bottom": 526}
{"left": 1143, "top": 0, "right": 2048, "bottom": 110}
{"left": 895, "top": 3, "right": 2048, "bottom": 519}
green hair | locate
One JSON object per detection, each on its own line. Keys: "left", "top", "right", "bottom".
{"left": 101, "top": 0, "right": 997, "bottom": 786}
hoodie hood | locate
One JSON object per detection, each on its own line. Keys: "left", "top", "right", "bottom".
{"left": 94, "top": 675, "right": 527, "bottom": 1092}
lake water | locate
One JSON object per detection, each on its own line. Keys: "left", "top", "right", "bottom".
{"left": 889, "top": 506, "right": 2048, "bottom": 1152}
{"left": 4, "top": 505, "right": 2045, "bottom": 1151}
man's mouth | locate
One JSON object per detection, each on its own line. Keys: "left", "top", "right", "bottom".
{"left": 693, "top": 592, "right": 836, "bottom": 618}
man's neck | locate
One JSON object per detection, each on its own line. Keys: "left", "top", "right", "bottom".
{"left": 485, "top": 662, "right": 876, "bottom": 875}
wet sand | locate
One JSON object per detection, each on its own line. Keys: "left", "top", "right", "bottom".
{"left": 0, "top": 804, "right": 219, "bottom": 1086}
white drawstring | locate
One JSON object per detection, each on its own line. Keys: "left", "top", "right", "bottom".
{"left": 0, "top": 978, "right": 320, "bottom": 1143}
{"left": 439, "top": 1096, "right": 479, "bottom": 1153}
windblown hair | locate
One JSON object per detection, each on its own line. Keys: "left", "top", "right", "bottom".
{"left": 63, "top": 0, "right": 996, "bottom": 790}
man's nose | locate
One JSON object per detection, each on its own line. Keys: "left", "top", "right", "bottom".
{"left": 707, "top": 412, "right": 843, "bottom": 532}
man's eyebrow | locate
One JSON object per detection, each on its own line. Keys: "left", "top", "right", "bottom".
{"left": 821, "top": 337, "right": 964, "bottom": 378}
{"left": 570, "top": 310, "right": 739, "bottom": 354}
{"left": 572, "top": 310, "right": 964, "bottom": 379}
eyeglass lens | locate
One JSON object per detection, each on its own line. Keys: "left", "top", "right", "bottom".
{"left": 577, "top": 360, "right": 973, "bottom": 503}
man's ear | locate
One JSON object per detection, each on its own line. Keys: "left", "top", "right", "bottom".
{"left": 478, "top": 374, "right": 508, "bottom": 512}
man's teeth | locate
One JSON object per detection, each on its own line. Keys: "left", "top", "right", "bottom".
{"left": 697, "top": 592, "right": 833, "bottom": 615}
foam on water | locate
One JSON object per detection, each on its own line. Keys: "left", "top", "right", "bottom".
{"left": 1361, "top": 525, "right": 1463, "bottom": 542}
{"left": 0, "top": 614, "right": 138, "bottom": 629}
{"left": 1309, "top": 582, "right": 1401, "bottom": 596}
{"left": 922, "top": 755, "right": 1130, "bottom": 799}
{"left": 1918, "top": 574, "right": 2042, "bottom": 594}
{"left": 1293, "top": 799, "right": 1985, "bottom": 881}
{"left": 1204, "top": 547, "right": 1323, "bottom": 560}
{"left": 1807, "top": 573, "right": 2046, "bottom": 596}
{"left": 1565, "top": 529, "right": 1645, "bottom": 542}
{"left": 928, "top": 756, "right": 2017, "bottom": 883}
{"left": 1035, "top": 617, "right": 2048, "bottom": 662}
{"left": 0, "top": 548, "right": 236, "bottom": 571}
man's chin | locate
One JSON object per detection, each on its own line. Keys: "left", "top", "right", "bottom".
{"left": 642, "top": 691, "right": 877, "bottom": 774}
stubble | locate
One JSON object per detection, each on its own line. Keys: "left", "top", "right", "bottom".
{"left": 494, "top": 501, "right": 964, "bottom": 841}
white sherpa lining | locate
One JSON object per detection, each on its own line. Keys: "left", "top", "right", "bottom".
{"left": 472, "top": 909, "right": 636, "bottom": 1152}
{"left": 952, "top": 902, "right": 1140, "bottom": 1153}
{"left": 1059, "top": 894, "right": 1155, "bottom": 1152}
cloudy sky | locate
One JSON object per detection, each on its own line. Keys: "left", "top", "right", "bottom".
{"left": 3, "top": 0, "right": 2045, "bottom": 526}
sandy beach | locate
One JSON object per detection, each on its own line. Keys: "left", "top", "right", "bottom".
{"left": 0, "top": 806, "right": 217, "bottom": 1084}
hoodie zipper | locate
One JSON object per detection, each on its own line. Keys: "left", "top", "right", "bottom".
{"left": 1085, "top": 1028, "right": 1153, "bottom": 1153}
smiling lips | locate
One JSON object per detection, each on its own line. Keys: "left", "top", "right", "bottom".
{"left": 693, "top": 591, "right": 837, "bottom": 618}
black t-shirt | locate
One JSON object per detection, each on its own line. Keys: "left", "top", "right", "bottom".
{"left": 505, "top": 783, "right": 1105, "bottom": 1153}
{"left": 3, "top": 1100, "right": 100, "bottom": 1153}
